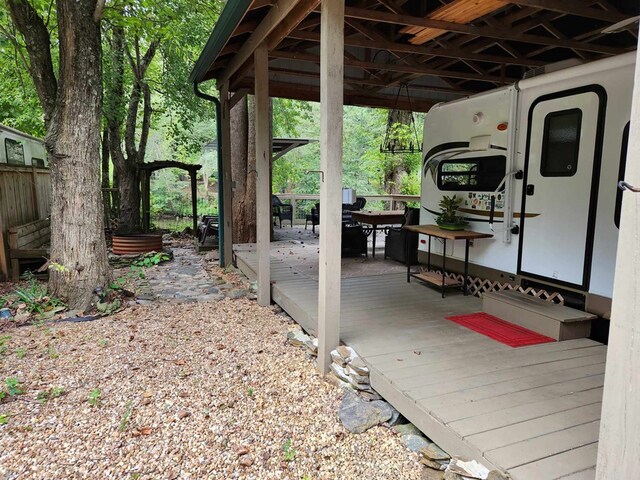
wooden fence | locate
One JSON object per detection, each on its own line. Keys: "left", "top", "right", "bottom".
{"left": 0, "top": 165, "right": 51, "bottom": 280}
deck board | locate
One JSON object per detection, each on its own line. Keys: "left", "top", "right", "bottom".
{"left": 235, "top": 249, "right": 605, "bottom": 480}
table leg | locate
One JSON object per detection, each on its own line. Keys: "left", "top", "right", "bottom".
{"left": 464, "top": 239, "right": 470, "bottom": 296}
{"left": 372, "top": 226, "right": 377, "bottom": 258}
{"left": 427, "top": 236, "right": 432, "bottom": 271}
{"left": 442, "top": 238, "right": 447, "bottom": 299}
{"left": 406, "top": 226, "right": 411, "bottom": 283}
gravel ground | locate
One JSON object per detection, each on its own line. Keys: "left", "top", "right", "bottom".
{"left": 0, "top": 297, "right": 423, "bottom": 479}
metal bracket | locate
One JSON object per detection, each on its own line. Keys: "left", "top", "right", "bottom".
{"left": 618, "top": 181, "right": 640, "bottom": 193}
{"left": 305, "top": 170, "right": 325, "bottom": 182}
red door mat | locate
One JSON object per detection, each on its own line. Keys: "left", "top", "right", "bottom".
{"left": 445, "top": 312, "right": 556, "bottom": 347}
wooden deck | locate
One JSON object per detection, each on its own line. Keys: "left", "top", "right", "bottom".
{"left": 235, "top": 248, "right": 604, "bottom": 480}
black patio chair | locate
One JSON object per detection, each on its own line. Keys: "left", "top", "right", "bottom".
{"left": 305, "top": 202, "right": 320, "bottom": 233}
{"left": 272, "top": 195, "right": 293, "bottom": 227}
{"left": 198, "top": 215, "right": 219, "bottom": 244}
{"left": 342, "top": 196, "right": 367, "bottom": 223}
{"left": 384, "top": 207, "right": 420, "bottom": 264}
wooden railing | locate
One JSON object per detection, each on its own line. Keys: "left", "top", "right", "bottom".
{"left": 273, "top": 193, "right": 420, "bottom": 225}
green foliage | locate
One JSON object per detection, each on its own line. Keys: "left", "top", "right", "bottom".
{"left": 35, "top": 386, "right": 64, "bottom": 404}
{"left": 5, "top": 377, "right": 23, "bottom": 396}
{"left": 15, "top": 347, "right": 26, "bottom": 359}
{"left": 283, "top": 439, "right": 296, "bottom": 462}
{"left": 0, "top": 335, "right": 10, "bottom": 356}
{"left": 436, "top": 195, "right": 465, "bottom": 225}
{"left": 98, "top": 338, "right": 108, "bottom": 347}
{"left": 119, "top": 401, "right": 133, "bottom": 432}
{"left": 247, "top": 387, "right": 254, "bottom": 397}
{"left": 13, "top": 273, "right": 66, "bottom": 316}
{"left": 0, "top": 413, "right": 9, "bottom": 425}
{"left": 88, "top": 388, "right": 101, "bottom": 407}
{"left": 132, "top": 251, "right": 171, "bottom": 268}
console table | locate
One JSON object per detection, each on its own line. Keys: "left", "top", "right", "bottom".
{"left": 403, "top": 224, "right": 493, "bottom": 297}
{"left": 351, "top": 210, "right": 405, "bottom": 258}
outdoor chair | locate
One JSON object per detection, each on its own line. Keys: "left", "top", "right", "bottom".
{"left": 341, "top": 223, "right": 368, "bottom": 257}
{"left": 342, "top": 197, "right": 367, "bottom": 223}
{"left": 384, "top": 207, "right": 420, "bottom": 264}
{"left": 272, "top": 195, "right": 293, "bottom": 228}
{"left": 198, "top": 215, "right": 219, "bottom": 244}
{"left": 305, "top": 202, "right": 320, "bottom": 233}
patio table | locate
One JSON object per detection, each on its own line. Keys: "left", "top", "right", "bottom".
{"left": 403, "top": 224, "right": 493, "bottom": 297}
{"left": 350, "top": 210, "right": 405, "bottom": 258}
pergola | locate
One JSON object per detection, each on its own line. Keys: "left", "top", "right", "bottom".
{"left": 138, "top": 161, "right": 202, "bottom": 233}
{"left": 191, "top": 1, "right": 640, "bottom": 476}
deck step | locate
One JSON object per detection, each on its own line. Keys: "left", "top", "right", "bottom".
{"left": 482, "top": 291, "right": 596, "bottom": 341}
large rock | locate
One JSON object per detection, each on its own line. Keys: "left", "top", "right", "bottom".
{"left": 331, "top": 349, "right": 348, "bottom": 367}
{"left": 336, "top": 345, "right": 356, "bottom": 362}
{"left": 287, "top": 329, "right": 310, "bottom": 347}
{"left": 346, "top": 365, "right": 369, "bottom": 384}
{"left": 393, "top": 423, "right": 423, "bottom": 437}
{"left": 403, "top": 434, "right": 431, "bottom": 452}
{"left": 330, "top": 363, "right": 352, "bottom": 384}
{"left": 349, "top": 356, "right": 369, "bottom": 375}
{"left": 421, "top": 442, "right": 451, "bottom": 461}
{"left": 338, "top": 392, "right": 394, "bottom": 433}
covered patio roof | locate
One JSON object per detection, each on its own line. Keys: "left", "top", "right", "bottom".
{"left": 191, "top": 0, "right": 639, "bottom": 111}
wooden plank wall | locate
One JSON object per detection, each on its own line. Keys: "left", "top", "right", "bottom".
{"left": 0, "top": 165, "right": 51, "bottom": 280}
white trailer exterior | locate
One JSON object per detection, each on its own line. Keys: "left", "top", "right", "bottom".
{"left": 0, "top": 124, "right": 47, "bottom": 168}
{"left": 420, "top": 52, "right": 636, "bottom": 315}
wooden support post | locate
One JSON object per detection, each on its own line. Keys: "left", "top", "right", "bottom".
{"left": 30, "top": 166, "right": 41, "bottom": 219}
{"left": 596, "top": 45, "right": 640, "bottom": 479}
{"left": 190, "top": 171, "right": 198, "bottom": 234}
{"left": 220, "top": 82, "right": 235, "bottom": 266}
{"left": 0, "top": 227, "right": 8, "bottom": 281}
{"left": 255, "top": 43, "right": 271, "bottom": 306}
{"left": 317, "top": 0, "right": 344, "bottom": 374}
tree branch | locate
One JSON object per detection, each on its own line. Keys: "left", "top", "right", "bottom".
{"left": 6, "top": 0, "right": 57, "bottom": 127}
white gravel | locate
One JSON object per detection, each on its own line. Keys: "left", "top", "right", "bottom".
{"left": 0, "top": 297, "right": 423, "bottom": 479}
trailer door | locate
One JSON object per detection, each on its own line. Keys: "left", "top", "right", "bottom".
{"left": 518, "top": 87, "right": 604, "bottom": 289}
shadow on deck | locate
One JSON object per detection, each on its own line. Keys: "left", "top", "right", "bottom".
{"left": 234, "top": 239, "right": 603, "bottom": 480}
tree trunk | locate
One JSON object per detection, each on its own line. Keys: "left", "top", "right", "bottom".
{"left": 116, "top": 167, "right": 141, "bottom": 234}
{"left": 47, "top": 0, "right": 110, "bottom": 307}
{"left": 230, "top": 94, "right": 257, "bottom": 244}
{"left": 101, "top": 128, "right": 111, "bottom": 228}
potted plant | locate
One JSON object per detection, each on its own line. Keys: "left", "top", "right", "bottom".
{"left": 435, "top": 195, "right": 468, "bottom": 231}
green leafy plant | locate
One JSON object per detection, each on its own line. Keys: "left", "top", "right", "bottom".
{"left": 132, "top": 252, "right": 171, "bottom": 268}
{"left": 36, "top": 386, "right": 64, "bottom": 404}
{"left": 435, "top": 195, "right": 466, "bottom": 225}
{"left": 47, "top": 346, "right": 59, "bottom": 359}
{"left": 13, "top": 272, "right": 66, "bottom": 316}
{"left": 283, "top": 439, "right": 296, "bottom": 462}
{"left": 5, "top": 377, "right": 23, "bottom": 396}
{"left": 0, "top": 336, "right": 11, "bottom": 356}
{"left": 15, "top": 348, "right": 26, "bottom": 359}
{"left": 88, "top": 388, "right": 101, "bottom": 407}
{"left": 98, "top": 338, "right": 108, "bottom": 347}
{"left": 0, "top": 413, "right": 9, "bottom": 425}
{"left": 247, "top": 387, "right": 254, "bottom": 397}
{"left": 119, "top": 401, "right": 133, "bottom": 432}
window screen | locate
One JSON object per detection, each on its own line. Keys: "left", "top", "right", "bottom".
{"left": 438, "top": 155, "right": 506, "bottom": 192}
{"left": 5, "top": 139, "right": 25, "bottom": 165}
{"left": 541, "top": 109, "right": 582, "bottom": 177}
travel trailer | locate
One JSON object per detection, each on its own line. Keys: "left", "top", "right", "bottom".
{"left": 0, "top": 124, "right": 47, "bottom": 168}
{"left": 420, "top": 51, "right": 636, "bottom": 317}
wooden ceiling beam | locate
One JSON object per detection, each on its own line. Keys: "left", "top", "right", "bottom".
{"left": 234, "top": 78, "right": 437, "bottom": 111}
{"left": 288, "top": 27, "right": 545, "bottom": 67}
{"left": 266, "top": 0, "right": 320, "bottom": 50}
{"left": 219, "top": 0, "right": 302, "bottom": 84}
{"left": 511, "top": 0, "right": 629, "bottom": 22}
{"left": 343, "top": 6, "right": 628, "bottom": 55}
{"left": 270, "top": 49, "right": 519, "bottom": 83}
{"left": 269, "top": 66, "right": 474, "bottom": 95}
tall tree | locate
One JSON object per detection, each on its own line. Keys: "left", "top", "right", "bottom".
{"left": 6, "top": 0, "right": 110, "bottom": 307}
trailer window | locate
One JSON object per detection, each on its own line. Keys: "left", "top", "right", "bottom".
{"left": 32, "top": 158, "right": 45, "bottom": 168}
{"left": 5, "top": 139, "right": 25, "bottom": 165}
{"left": 438, "top": 155, "right": 506, "bottom": 191}
{"left": 541, "top": 109, "right": 582, "bottom": 177}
